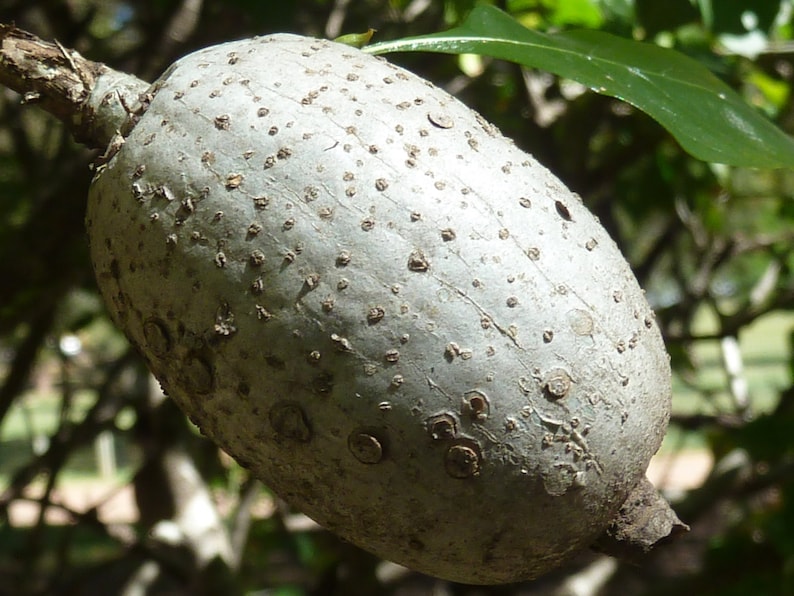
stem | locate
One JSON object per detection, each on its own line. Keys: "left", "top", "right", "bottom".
{"left": 0, "top": 24, "right": 149, "bottom": 149}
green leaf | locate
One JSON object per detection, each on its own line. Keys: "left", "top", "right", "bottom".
{"left": 364, "top": 4, "right": 794, "bottom": 168}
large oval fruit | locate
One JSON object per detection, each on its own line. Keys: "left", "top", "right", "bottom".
{"left": 86, "top": 34, "right": 672, "bottom": 583}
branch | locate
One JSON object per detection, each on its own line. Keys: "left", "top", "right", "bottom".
{"left": 0, "top": 24, "right": 149, "bottom": 148}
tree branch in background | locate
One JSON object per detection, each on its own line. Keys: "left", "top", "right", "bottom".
{"left": 0, "top": 349, "right": 139, "bottom": 513}
{"left": 141, "top": 0, "right": 204, "bottom": 81}
{"left": 0, "top": 307, "right": 55, "bottom": 427}
{"left": 229, "top": 475, "right": 261, "bottom": 571}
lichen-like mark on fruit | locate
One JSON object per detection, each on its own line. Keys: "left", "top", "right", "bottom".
{"left": 143, "top": 318, "right": 171, "bottom": 357}
{"left": 269, "top": 402, "right": 312, "bottom": 443}
{"left": 542, "top": 463, "right": 584, "bottom": 496}
{"left": 312, "top": 371, "right": 334, "bottom": 395}
{"left": 445, "top": 438, "right": 482, "bottom": 479}
{"left": 348, "top": 428, "right": 386, "bottom": 464}
{"left": 180, "top": 353, "right": 214, "bottom": 395}
{"left": 568, "top": 309, "right": 594, "bottom": 336}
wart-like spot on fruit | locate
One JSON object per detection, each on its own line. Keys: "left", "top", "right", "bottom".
{"left": 336, "top": 250, "right": 351, "bottom": 266}
{"left": 544, "top": 368, "right": 572, "bottom": 399}
{"left": 330, "top": 334, "right": 353, "bottom": 352}
{"left": 225, "top": 173, "right": 243, "bottom": 189}
{"left": 303, "top": 273, "right": 320, "bottom": 290}
{"left": 214, "top": 114, "right": 230, "bottom": 130}
{"left": 426, "top": 413, "right": 457, "bottom": 440}
{"left": 367, "top": 306, "right": 385, "bottom": 324}
{"left": 249, "top": 250, "right": 265, "bottom": 266}
{"left": 255, "top": 305, "right": 272, "bottom": 321}
{"left": 407, "top": 249, "right": 429, "bottom": 272}
{"left": 555, "top": 200, "right": 573, "bottom": 221}
{"left": 247, "top": 222, "right": 262, "bottom": 237}
{"left": 462, "top": 390, "right": 490, "bottom": 421}
{"left": 441, "top": 228, "right": 456, "bottom": 241}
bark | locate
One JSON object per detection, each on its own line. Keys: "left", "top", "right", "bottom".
{"left": 592, "top": 476, "right": 689, "bottom": 561}
{"left": 0, "top": 24, "right": 148, "bottom": 149}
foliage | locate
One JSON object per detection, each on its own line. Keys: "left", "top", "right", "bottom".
{"left": 367, "top": 4, "right": 794, "bottom": 167}
{"left": 1, "top": 0, "right": 794, "bottom": 594}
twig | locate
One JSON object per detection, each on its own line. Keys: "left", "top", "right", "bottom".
{"left": 0, "top": 24, "right": 148, "bottom": 148}
{"left": 670, "top": 412, "right": 745, "bottom": 430}
{"left": 0, "top": 26, "right": 98, "bottom": 136}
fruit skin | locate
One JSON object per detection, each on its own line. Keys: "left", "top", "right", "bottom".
{"left": 86, "top": 33, "right": 672, "bottom": 584}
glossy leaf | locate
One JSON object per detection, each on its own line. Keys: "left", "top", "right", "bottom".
{"left": 364, "top": 4, "right": 794, "bottom": 168}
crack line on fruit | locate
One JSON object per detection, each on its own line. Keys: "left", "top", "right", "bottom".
{"left": 472, "top": 422, "right": 500, "bottom": 445}
{"left": 525, "top": 398, "right": 569, "bottom": 432}
{"left": 434, "top": 276, "right": 524, "bottom": 351}
{"left": 423, "top": 374, "right": 454, "bottom": 401}
{"left": 569, "top": 429, "right": 603, "bottom": 474}
{"left": 456, "top": 180, "right": 606, "bottom": 328}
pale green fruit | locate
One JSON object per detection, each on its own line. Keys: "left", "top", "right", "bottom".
{"left": 86, "top": 34, "right": 672, "bottom": 584}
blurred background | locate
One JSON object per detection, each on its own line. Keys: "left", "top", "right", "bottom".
{"left": 1, "top": 1, "right": 794, "bottom": 594}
